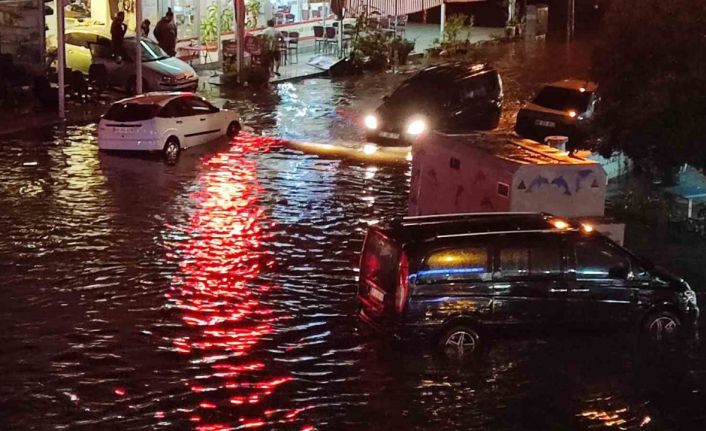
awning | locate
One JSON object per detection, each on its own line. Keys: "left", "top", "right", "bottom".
{"left": 347, "top": 0, "right": 442, "bottom": 16}
{"left": 346, "top": 0, "right": 484, "bottom": 16}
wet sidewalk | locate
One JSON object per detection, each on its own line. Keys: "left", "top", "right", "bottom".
{"left": 204, "top": 24, "right": 506, "bottom": 86}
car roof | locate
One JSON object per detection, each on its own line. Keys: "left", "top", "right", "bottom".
{"left": 374, "top": 213, "right": 579, "bottom": 245}
{"left": 113, "top": 92, "right": 198, "bottom": 107}
{"left": 65, "top": 25, "right": 138, "bottom": 40}
{"left": 413, "top": 63, "right": 496, "bottom": 82}
{"left": 546, "top": 79, "right": 598, "bottom": 93}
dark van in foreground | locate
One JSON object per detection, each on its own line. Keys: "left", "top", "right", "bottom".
{"left": 364, "top": 63, "right": 503, "bottom": 146}
{"left": 358, "top": 213, "right": 699, "bottom": 357}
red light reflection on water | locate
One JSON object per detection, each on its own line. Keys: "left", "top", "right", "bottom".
{"left": 166, "top": 136, "right": 298, "bottom": 429}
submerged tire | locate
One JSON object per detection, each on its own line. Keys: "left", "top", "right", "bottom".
{"left": 227, "top": 121, "right": 241, "bottom": 139}
{"left": 163, "top": 137, "right": 181, "bottom": 163}
{"left": 438, "top": 325, "right": 481, "bottom": 359}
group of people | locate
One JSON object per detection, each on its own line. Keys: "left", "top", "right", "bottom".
{"left": 110, "top": 8, "right": 178, "bottom": 60}
{"left": 109, "top": 10, "right": 288, "bottom": 79}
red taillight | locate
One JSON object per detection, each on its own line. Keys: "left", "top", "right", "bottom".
{"left": 395, "top": 252, "right": 409, "bottom": 313}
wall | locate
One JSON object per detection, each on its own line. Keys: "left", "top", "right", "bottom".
{"left": 1, "top": 0, "right": 45, "bottom": 73}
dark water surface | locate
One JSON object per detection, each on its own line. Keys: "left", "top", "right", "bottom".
{"left": 2, "top": 38, "right": 705, "bottom": 430}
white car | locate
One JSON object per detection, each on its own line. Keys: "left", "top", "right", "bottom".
{"left": 98, "top": 92, "right": 241, "bottom": 160}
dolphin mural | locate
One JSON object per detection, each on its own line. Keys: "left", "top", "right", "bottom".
{"left": 526, "top": 175, "right": 549, "bottom": 192}
{"left": 551, "top": 176, "right": 572, "bottom": 196}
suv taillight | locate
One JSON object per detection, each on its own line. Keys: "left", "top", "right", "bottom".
{"left": 395, "top": 252, "right": 409, "bottom": 313}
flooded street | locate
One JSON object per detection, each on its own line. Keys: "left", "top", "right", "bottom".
{"left": 2, "top": 38, "right": 706, "bottom": 430}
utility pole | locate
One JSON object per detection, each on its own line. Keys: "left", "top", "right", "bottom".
{"left": 57, "top": 0, "right": 65, "bottom": 119}
{"left": 136, "top": 0, "right": 143, "bottom": 94}
{"left": 566, "top": 0, "right": 575, "bottom": 41}
{"left": 440, "top": 1, "right": 446, "bottom": 41}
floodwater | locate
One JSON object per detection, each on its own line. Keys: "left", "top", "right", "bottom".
{"left": 2, "top": 37, "right": 706, "bottom": 430}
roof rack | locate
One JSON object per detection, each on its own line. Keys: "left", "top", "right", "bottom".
{"left": 402, "top": 212, "right": 544, "bottom": 226}
{"left": 435, "top": 228, "right": 577, "bottom": 240}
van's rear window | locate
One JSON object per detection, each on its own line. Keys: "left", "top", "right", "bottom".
{"left": 361, "top": 231, "right": 400, "bottom": 291}
{"left": 104, "top": 103, "right": 159, "bottom": 122}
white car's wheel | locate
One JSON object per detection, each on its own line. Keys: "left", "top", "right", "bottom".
{"left": 163, "top": 137, "right": 180, "bottom": 163}
{"left": 226, "top": 121, "right": 241, "bottom": 139}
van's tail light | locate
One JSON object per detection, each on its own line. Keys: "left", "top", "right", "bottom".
{"left": 395, "top": 252, "right": 409, "bottom": 313}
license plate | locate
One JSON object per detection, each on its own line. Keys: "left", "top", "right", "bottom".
{"left": 369, "top": 287, "right": 385, "bottom": 302}
{"left": 535, "top": 120, "right": 556, "bottom": 128}
{"left": 113, "top": 127, "right": 136, "bottom": 134}
{"left": 379, "top": 131, "right": 400, "bottom": 139}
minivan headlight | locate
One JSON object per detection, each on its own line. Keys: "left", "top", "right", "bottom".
{"left": 364, "top": 114, "right": 378, "bottom": 130}
{"left": 406, "top": 118, "right": 427, "bottom": 135}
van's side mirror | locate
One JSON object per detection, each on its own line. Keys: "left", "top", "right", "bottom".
{"left": 608, "top": 266, "right": 629, "bottom": 279}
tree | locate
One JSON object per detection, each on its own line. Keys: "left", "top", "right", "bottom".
{"left": 590, "top": 0, "right": 706, "bottom": 176}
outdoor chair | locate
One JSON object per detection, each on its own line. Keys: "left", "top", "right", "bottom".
{"left": 324, "top": 27, "right": 338, "bottom": 55}
{"left": 392, "top": 15, "right": 408, "bottom": 37}
{"left": 287, "top": 31, "right": 299, "bottom": 63}
{"left": 313, "top": 26, "right": 326, "bottom": 53}
{"left": 286, "top": 13, "right": 295, "bottom": 23}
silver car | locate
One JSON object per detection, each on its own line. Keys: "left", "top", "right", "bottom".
{"left": 65, "top": 26, "right": 198, "bottom": 94}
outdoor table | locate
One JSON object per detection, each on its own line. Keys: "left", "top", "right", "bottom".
{"left": 180, "top": 45, "right": 212, "bottom": 65}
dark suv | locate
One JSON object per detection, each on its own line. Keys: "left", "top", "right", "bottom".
{"left": 515, "top": 79, "right": 598, "bottom": 146}
{"left": 364, "top": 63, "right": 503, "bottom": 146}
{"left": 358, "top": 213, "right": 699, "bottom": 357}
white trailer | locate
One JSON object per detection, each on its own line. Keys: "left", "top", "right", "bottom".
{"left": 409, "top": 131, "right": 607, "bottom": 218}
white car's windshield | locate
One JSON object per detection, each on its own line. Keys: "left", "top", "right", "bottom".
{"left": 124, "top": 39, "right": 170, "bottom": 62}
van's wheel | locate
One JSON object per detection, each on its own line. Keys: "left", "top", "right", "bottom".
{"left": 438, "top": 325, "right": 481, "bottom": 359}
{"left": 163, "top": 137, "right": 181, "bottom": 163}
{"left": 126, "top": 77, "right": 149, "bottom": 95}
{"left": 642, "top": 310, "right": 682, "bottom": 343}
{"left": 226, "top": 121, "right": 241, "bottom": 139}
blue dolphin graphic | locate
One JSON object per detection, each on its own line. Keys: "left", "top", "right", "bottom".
{"left": 526, "top": 175, "right": 549, "bottom": 192}
{"left": 551, "top": 176, "right": 572, "bottom": 195}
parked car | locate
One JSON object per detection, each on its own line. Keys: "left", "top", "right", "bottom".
{"left": 514, "top": 79, "right": 598, "bottom": 145}
{"left": 65, "top": 26, "right": 198, "bottom": 94}
{"left": 364, "top": 63, "right": 503, "bottom": 146}
{"left": 98, "top": 92, "right": 241, "bottom": 161}
{"left": 358, "top": 213, "right": 699, "bottom": 357}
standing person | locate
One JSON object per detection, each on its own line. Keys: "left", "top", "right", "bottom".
{"left": 154, "top": 8, "right": 177, "bottom": 56}
{"left": 262, "top": 19, "right": 281, "bottom": 77}
{"left": 141, "top": 19, "right": 151, "bottom": 39}
{"left": 110, "top": 11, "right": 128, "bottom": 59}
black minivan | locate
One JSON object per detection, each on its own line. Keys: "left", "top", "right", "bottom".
{"left": 364, "top": 63, "right": 503, "bottom": 146}
{"left": 358, "top": 213, "right": 699, "bottom": 357}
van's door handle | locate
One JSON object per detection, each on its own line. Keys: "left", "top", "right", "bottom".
{"left": 176, "top": 120, "right": 183, "bottom": 124}
{"left": 200, "top": 118, "right": 206, "bottom": 121}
